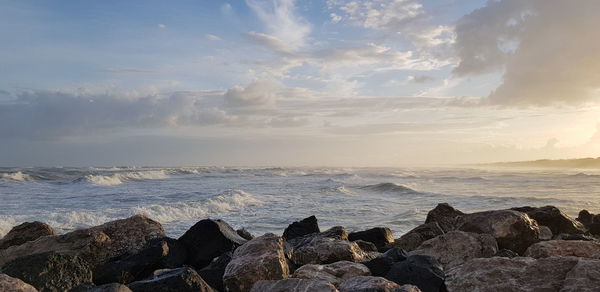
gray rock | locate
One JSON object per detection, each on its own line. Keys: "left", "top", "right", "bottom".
{"left": 197, "top": 251, "right": 232, "bottom": 292}
{"left": 283, "top": 216, "right": 320, "bottom": 241}
{"left": 348, "top": 228, "right": 394, "bottom": 251}
{"left": 0, "top": 274, "right": 38, "bottom": 292}
{"left": 424, "top": 203, "right": 464, "bottom": 233}
{"left": 387, "top": 222, "right": 444, "bottom": 252}
{"left": 288, "top": 226, "right": 368, "bottom": 266}
{"left": 292, "top": 261, "right": 371, "bottom": 286}
{"left": 127, "top": 267, "right": 214, "bottom": 292}
{"left": 524, "top": 240, "right": 600, "bottom": 259}
{"left": 223, "top": 233, "right": 290, "bottom": 292}
{"left": 561, "top": 258, "right": 600, "bottom": 292}
{"left": 410, "top": 231, "right": 497, "bottom": 268}
{"left": 539, "top": 226, "right": 553, "bottom": 241}
{"left": 384, "top": 255, "right": 445, "bottom": 292}
{"left": 339, "top": 276, "right": 422, "bottom": 292}
{"left": 512, "top": 206, "right": 585, "bottom": 235}
{"left": 0, "top": 221, "right": 56, "bottom": 250}
{"left": 85, "top": 283, "right": 132, "bottom": 292}
{"left": 250, "top": 279, "right": 338, "bottom": 292}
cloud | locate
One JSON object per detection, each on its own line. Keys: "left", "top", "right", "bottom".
{"left": 158, "top": 24, "right": 166, "bottom": 29}
{"left": 246, "top": 0, "right": 311, "bottom": 50}
{"left": 327, "top": 0, "right": 424, "bottom": 30}
{"left": 103, "top": 68, "right": 154, "bottom": 74}
{"left": 408, "top": 75, "right": 434, "bottom": 83}
{"left": 454, "top": 0, "right": 600, "bottom": 105}
{"left": 205, "top": 34, "right": 222, "bottom": 41}
{"left": 223, "top": 79, "right": 280, "bottom": 108}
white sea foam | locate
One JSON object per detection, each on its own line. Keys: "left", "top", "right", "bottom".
{"left": 0, "top": 171, "right": 34, "bottom": 182}
{"left": 83, "top": 170, "right": 169, "bottom": 186}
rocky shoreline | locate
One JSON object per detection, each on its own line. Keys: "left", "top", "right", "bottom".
{"left": 0, "top": 203, "right": 599, "bottom": 292}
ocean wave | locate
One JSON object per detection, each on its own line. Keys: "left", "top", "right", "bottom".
{"left": 0, "top": 171, "right": 34, "bottom": 182}
{"left": 132, "top": 189, "right": 261, "bottom": 223}
{"left": 360, "top": 182, "right": 422, "bottom": 194}
{"left": 78, "top": 170, "right": 170, "bottom": 186}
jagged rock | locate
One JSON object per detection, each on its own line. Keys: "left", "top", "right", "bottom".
{"left": 457, "top": 210, "right": 540, "bottom": 254}
{"left": 291, "top": 236, "right": 368, "bottom": 266}
{"left": 3, "top": 252, "right": 92, "bottom": 292}
{"left": 223, "top": 233, "right": 289, "bottom": 292}
{"left": 354, "top": 240, "right": 378, "bottom": 252}
{"left": 363, "top": 248, "right": 407, "bottom": 277}
{"left": 85, "top": 283, "right": 133, "bottom": 292}
{"left": 410, "top": 231, "right": 497, "bottom": 268}
{"left": 283, "top": 216, "right": 320, "bottom": 241}
{"left": 292, "top": 261, "right": 370, "bottom": 286}
{"left": 555, "top": 233, "right": 596, "bottom": 241}
{"left": 0, "top": 215, "right": 165, "bottom": 267}
{"left": 0, "top": 274, "right": 38, "bottom": 292}
{"left": 512, "top": 206, "right": 585, "bottom": 235}
{"left": 425, "top": 203, "right": 464, "bottom": 232}
{"left": 524, "top": 240, "right": 600, "bottom": 259}
{"left": 493, "top": 249, "right": 518, "bottom": 258}
{"left": 339, "top": 276, "right": 422, "bottom": 292}
{"left": 445, "top": 256, "right": 600, "bottom": 291}
{"left": 197, "top": 251, "right": 232, "bottom": 291}
{"left": 348, "top": 228, "right": 394, "bottom": 251}
{"left": 387, "top": 222, "right": 444, "bottom": 252}
{"left": 384, "top": 255, "right": 446, "bottom": 292}
{"left": 539, "top": 226, "right": 553, "bottom": 241}
{"left": 250, "top": 279, "right": 338, "bottom": 292}
{"left": 177, "top": 219, "right": 247, "bottom": 269}
{"left": 0, "top": 221, "right": 56, "bottom": 250}
{"left": 127, "top": 267, "right": 214, "bottom": 292}
{"left": 93, "top": 237, "right": 187, "bottom": 284}
{"left": 236, "top": 228, "right": 254, "bottom": 240}
{"left": 577, "top": 210, "right": 594, "bottom": 226}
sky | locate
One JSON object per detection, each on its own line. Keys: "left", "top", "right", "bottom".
{"left": 1, "top": 0, "right": 599, "bottom": 166}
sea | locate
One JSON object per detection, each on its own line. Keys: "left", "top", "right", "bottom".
{"left": 1, "top": 166, "right": 598, "bottom": 238}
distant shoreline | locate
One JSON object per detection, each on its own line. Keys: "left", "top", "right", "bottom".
{"left": 485, "top": 157, "right": 600, "bottom": 169}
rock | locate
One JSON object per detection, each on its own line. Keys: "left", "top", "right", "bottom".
{"left": 577, "top": 210, "right": 594, "bottom": 226}
{"left": 283, "top": 215, "right": 320, "bottom": 241}
{"left": 445, "top": 256, "right": 600, "bottom": 291}
{"left": 410, "top": 231, "right": 497, "bottom": 268}
{"left": 292, "top": 261, "right": 371, "bottom": 286}
{"left": 250, "top": 279, "right": 338, "bottom": 292}
{"left": 589, "top": 223, "right": 600, "bottom": 236}
{"left": 424, "top": 203, "right": 464, "bottom": 232}
{"left": 3, "top": 252, "right": 92, "bottom": 292}
{"left": 539, "top": 226, "right": 553, "bottom": 240}
{"left": 291, "top": 236, "right": 368, "bottom": 266}
{"left": 0, "top": 221, "right": 56, "bottom": 250}
{"left": 177, "top": 219, "right": 247, "bottom": 269}
{"left": 387, "top": 222, "right": 444, "bottom": 252}
{"left": 0, "top": 274, "right": 38, "bottom": 292}
{"left": 93, "top": 237, "right": 188, "bottom": 284}
{"left": 339, "top": 276, "right": 422, "bottom": 292}
{"left": 85, "top": 283, "right": 133, "bottom": 292}
{"left": 384, "top": 255, "right": 446, "bottom": 292}
{"left": 223, "top": 233, "right": 289, "bottom": 292}
{"left": 555, "top": 233, "right": 596, "bottom": 241}
{"left": 457, "top": 210, "right": 540, "bottom": 254}
{"left": 354, "top": 240, "right": 378, "bottom": 252}
{"left": 197, "top": 251, "right": 232, "bottom": 291}
{"left": 236, "top": 228, "right": 254, "bottom": 240}
{"left": 348, "top": 228, "right": 394, "bottom": 251}
{"left": 524, "top": 240, "right": 600, "bottom": 259}
{"left": 493, "top": 249, "right": 519, "bottom": 258}
{"left": 127, "top": 267, "right": 214, "bottom": 292}
{"left": 363, "top": 248, "right": 407, "bottom": 277}
{"left": 0, "top": 215, "right": 165, "bottom": 267}
{"left": 512, "top": 206, "right": 585, "bottom": 235}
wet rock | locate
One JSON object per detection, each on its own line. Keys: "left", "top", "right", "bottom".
{"left": 348, "top": 227, "right": 394, "bottom": 251}
{"left": 493, "top": 249, "right": 518, "bottom": 258}
{"left": 283, "top": 215, "right": 320, "bottom": 241}
{"left": 250, "top": 279, "right": 338, "bottom": 292}
{"left": 445, "top": 256, "right": 600, "bottom": 291}
{"left": 0, "top": 221, "right": 56, "bottom": 250}
{"left": 3, "top": 252, "right": 92, "bottom": 292}
{"left": 386, "top": 222, "right": 444, "bottom": 252}
{"left": 524, "top": 240, "right": 600, "bottom": 259}
{"left": 425, "top": 203, "right": 464, "bottom": 232}
{"left": 177, "top": 219, "right": 247, "bottom": 269}
{"left": 197, "top": 251, "right": 232, "bottom": 291}
{"left": 292, "top": 261, "right": 371, "bottom": 286}
{"left": 0, "top": 215, "right": 165, "bottom": 267}
{"left": 223, "top": 233, "right": 289, "bottom": 292}
{"left": 339, "top": 276, "right": 422, "bottom": 292}
{"left": 539, "top": 226, "right": 553, "bottom": 241}
{"left": 363, "top": 248, "right": 407, "bottom": 277}
{"left": 457, "top": 210, "right": 540, "bottom": 254}
{"left": 0, "top": 274, "right": 38, "bottom": 292}
{"left": 410, "top": 231, "right": 497, "bottom": 268}
{"left": 93, "top": 237, "right": 187, "bottom": 284}
{"left": 236, "top": 228, "right": 254, "bottom": 240}
{"left": 384, "top": 255, "right": 446, "bottom": 292}
{"left": 512, "top": 206, "right": 585, "bottom": 235}
{"left": 127, "top": 267, "right": 214, "bottom": 292}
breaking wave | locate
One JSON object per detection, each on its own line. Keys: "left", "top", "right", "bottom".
{"left": 79, "top": 170, "right": 170, "bottom": 186}
{"left": 360, "top": 182, "right": 422, "bottom": 194}
{"left": 0, "top": 171, "right": 34, "bottom": 182}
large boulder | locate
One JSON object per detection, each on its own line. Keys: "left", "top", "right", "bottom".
{"left": 2, "top": 252, "right": 92, "bottom": 292}
{"left": 524, "top": 240, "right": 600, "bottom": 259}
{"left": 0, "top": 215, "right": 165, "bottom": 267}
{"left": 177, "top": 219, "right": 247, "bottom": 269}
{"left": 363, "top": 248, "right": 407, "bottom": 277}
{"left": 577, "top": 209, "right": 600, "bottom": 236}
{"left": 339, "top": 276, "right": 422, "bottom": 292}
{"left": 425, "top": 203, "right": 464, "bottom": 232}
{"left": 127, "top": 267, "right": 214, "bottom": 292}
{"left": 288, "top": 226, "right": 368, "bottom": 266}
{"left": 387, "top": 222, "right": 444, "bottom": 252}
{"left": 410, "top": 231, "right": 497, "bottom": 268}
{"left": 250, "top": 279, "right": 338, "bottom": 292}
{"left": 384, "top": 255, "right": 446, "bottom": 292}
{"left": 457, "top": 210, "right": 540, "bottom": 254}
{"left": 197, "top": 251, "right": 233, "bottom": 291}
{"left": 0, "top": 274, "right": 38, "bottom": 292}
{"left": 512, "top": 206, "right": 585, "bottom": 235}
{"left": 283, "top": 216, "right": 320, "bottom": 240}
{"left": 84, "top": 283, "right": 133, "bottom": 292}
{"left": 445, "top": 256, "right": 600, "bottom": 291}
{"left": 0, "top": 221, "right": 56, "bottom": 250}
{"left": 223, "top": 233, "right": 290, "bottom": 292}
{"left": 348, "top": 227, "right": 394, "bottom": 251}
{"left": 292, "top": 261, "right": 370, "bottom": 286}
{"left": 93, "top": 237, "right": 187, "bottom": 284}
